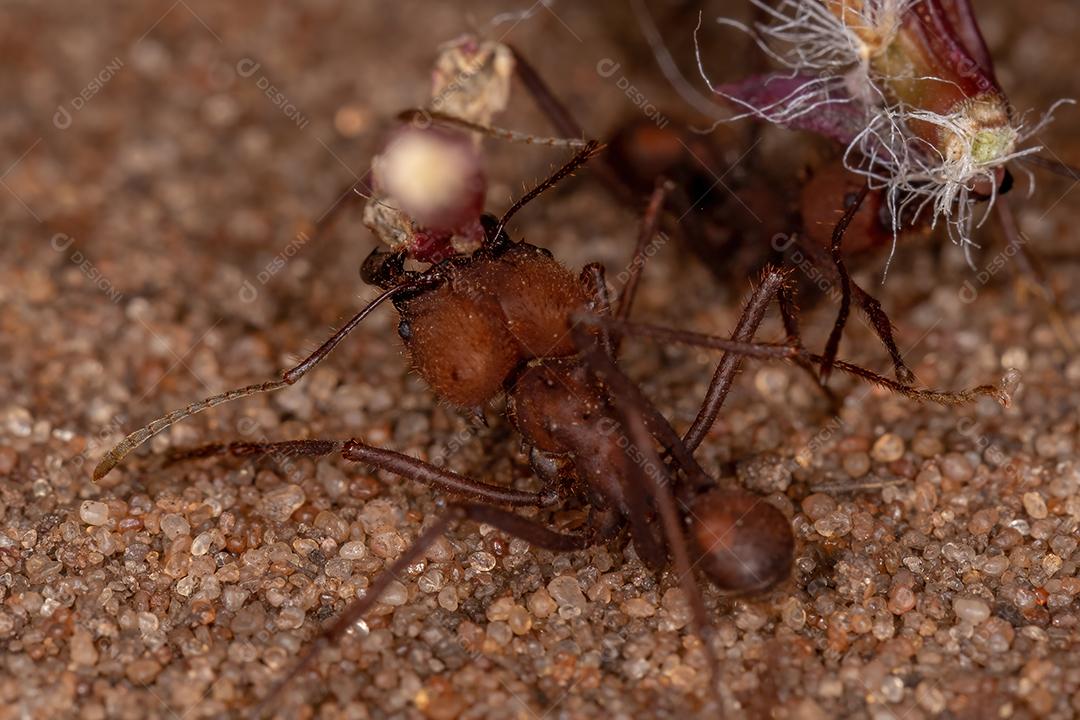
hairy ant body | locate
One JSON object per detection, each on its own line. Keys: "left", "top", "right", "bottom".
{"left": 95, "top": 138, "right": 1011, "bottom": 715}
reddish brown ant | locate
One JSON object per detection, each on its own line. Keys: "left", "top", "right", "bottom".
{"left": 93, "top": 138, "right": 1013, "bottom": 715}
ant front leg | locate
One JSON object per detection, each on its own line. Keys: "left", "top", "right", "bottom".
{"left": 790, "top": 232, "right": 915, "bottom": 385}
{"left": 682, "top": 266, "right": 788, "bottom": 453}
{"left": 341, "top": 439, "right": 561, "bottom": 506}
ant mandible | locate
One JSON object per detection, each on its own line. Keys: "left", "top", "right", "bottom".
{"left": 93, "top": 141, "right": 1010, "bottom": 715}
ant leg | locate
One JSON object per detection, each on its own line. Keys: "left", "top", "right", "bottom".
{"left": 571, "top": 325, "right": 712, "bottom": 492}
{"left": 614, "top": 178, "right": 673, "bottom": 352}
{"left": 791, "top": 233, "right": 915, "bottom": 384}
{"left": 622, "top": 469, "right": 669, "bottom": 571}
{"left": 580, "top": 263, "right": 616, "bottom": 358}
{"left": 682, "top": 266, "right": 788, "bottom": 452}
{"left": 94, "top": 284, "right": 415, "bottom": 480}
{"left": 597, "top": 356, "right": 725, "bottom": 714}
{"left": 1023, "top": 154, "right": 1080, "bottom": 182}
{"left": 582, "top": 168, "right": 675, "bottom": 360}
{"left": 820, "top": 183, "right": 868, "bottom": 385}
{"left": 342, "top": 440, "right": 560, "bottom": 506}
{"left": 776, "top": 285, "right": 840, "bottom": 407}
{"left": 256, "top": 502, "right": 616, "bottom": 713}
{"left": 624, "top": 421, "right": 726, "bottom": 714}
{"left": 590, "top": 317, "right": 1016, "bottom": 408}
{"left": 508, "top": 45, "right": 581, "bottom": 139}
{"left": 508, "top": 44, "right": 630, "bottom": 200}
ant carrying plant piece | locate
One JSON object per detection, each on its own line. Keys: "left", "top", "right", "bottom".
{"left": 509, "top": 39, "right": 925, "bottom": 389}
{"left": 309, "top": 34, "right": 588, "bottom": 268}
{"left": 608, "top": 0, "right": 1079, "bottom": 391}
{"left": 693, "top": 0, "right": 1080, "bottom": 371}
{"left": 704, "top": 0, "right": 1076, "bottom": 253}
{"left": 94, "top": 141, "right": 1015, "bottom": 716}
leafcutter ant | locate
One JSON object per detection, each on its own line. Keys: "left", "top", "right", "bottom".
{"left": 93, "top": 139, "right": 1013, "bottom": 716}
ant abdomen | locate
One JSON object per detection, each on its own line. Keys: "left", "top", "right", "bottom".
{"left": 689, "top": 489, "right": 794, "bottom": 594}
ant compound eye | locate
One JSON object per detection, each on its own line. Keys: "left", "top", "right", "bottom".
{"left": 397, "top": 319, "right": 412, "bottom": 341}
{"left": 689, "top": 489, "right": 793, "bottom": 594}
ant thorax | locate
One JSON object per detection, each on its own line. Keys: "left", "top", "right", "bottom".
{"left": 395, "top": 242, "right": 585, "bottom": 409}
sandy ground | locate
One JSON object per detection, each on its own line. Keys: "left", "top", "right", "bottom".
{"left": 3, "top": 1, "right": 1080, "bottom": 718}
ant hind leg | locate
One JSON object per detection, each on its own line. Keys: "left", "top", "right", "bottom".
{"left": 254, "top": 501, "right": 614, "bottom": 715}
{"left": 570, "top": 322, "right": 726, "bottom": 712}
{"left": 791, "top": 233, "right": 915, "bottom": 385}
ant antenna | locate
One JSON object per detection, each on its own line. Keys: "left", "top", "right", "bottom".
{"left": 93, "top": 282, "right": 413, "bottom": 481}
{"left": 1022, "top": 154, "right": 1080, "bottom": 181}
{"left": 396, "top": 109, "right": 588, "bottom": 148}
{"left": 495, "top": 140, "right": 603, "bottom": 238}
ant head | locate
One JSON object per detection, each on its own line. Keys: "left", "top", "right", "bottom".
{"left": 688, "top": 489, "right": 794, "bottom": 594}
{"left": 360, "top": 248, "right": 411, "bottom": 289}
{"left": 400, "top": 280, "right": 520, "bottom": 409}
{"left": 397, "top": 243, "right": 584, "bottom": 409}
